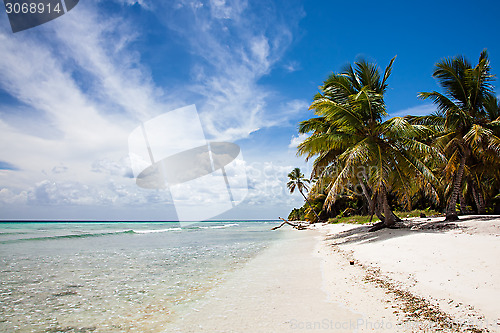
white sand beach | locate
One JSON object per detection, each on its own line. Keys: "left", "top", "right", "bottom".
{"left": 318, "top": 216, "right": 500, "bottom": 332}
{"left": 165, "top": 216, "right": 500, "bottom": 332}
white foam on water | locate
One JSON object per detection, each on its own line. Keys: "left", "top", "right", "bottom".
{"left": 133, "top": 228, "right": 182, "bottom": 234}
{"left": 210, "top": 223, "right": 239, "bottom": 229}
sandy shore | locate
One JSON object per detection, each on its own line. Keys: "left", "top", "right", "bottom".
{"left": 165, "top": 216, "right": 500, "bottom": 332}
{"left": 165, "top": 229, "right": 363, "bottom": 332}
{"left": 317, "top": 215, "right": 500, "bottom": 333}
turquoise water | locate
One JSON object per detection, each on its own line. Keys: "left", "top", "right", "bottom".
{"left": 0, "top": 221, "right": 280, "bottom": 332}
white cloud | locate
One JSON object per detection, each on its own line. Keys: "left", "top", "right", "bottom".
{"left": 53, "top": 6, "right": 175, "bottom": 122}
{"left": 0, "top": 3, "right": 165, "bottom": 211}
{"left": 0, "top": 187, "right": 27, "bottom": 205}
{"left": 106, "top": 0, "right": 150, "bottom": 9}
{"left": 390, "top": 104, "right": 436, "bottom": 117}
{"left": 283, "top": 60, "right": 300, "bottom": 73}
{"left": 209, "top": 0, "right": 246, "bottom": 19}
{"left": 289, "top": 133, "right": 309, "bottom": 149}
{"left": 152, "top": 1, "right": 303, "bottom": 141}
{"left": 52, "top": 164, "right": 69, "bottom": 174}
{"left": 250, "top": 36, "right": 270, "bottom": 69}
{"left": 0, "top": 178, "right": 172, "bottom": 207}
{"left": 91, "top": 158, "right": 133, "bottom": 178}
{"left": 0, "top": 30, "right": 130, "bottom": 186}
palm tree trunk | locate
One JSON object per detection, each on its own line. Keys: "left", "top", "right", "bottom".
{"left": 469, "top": 180, "right": 479, "bottom": 212}
{"left": 459, "top": 191, "right": 467, "bottom": 214}
{"left": 369, "top": 187, "right": 396, "bottom": 232}
{"left": 299, "top": 189, "right": 321, "bottom": 222}
{"left": 358, "top": 173, "right": 386, "bottom": 223}
{"left": 470, "top": 180, "right": 486, "bottom": 214}
{"left": 375, "top": 194, "right": 386, "bottom": 221}
{"left": 446, "top": 155, "right": 466, "bottom": 221}
{"left": 381, "top": 187, "right": 396, "bottom": 227}
{"left": 478, "top": 190, "right": 486, "bottom": 214}
{"left": 357, "top": 175, "right": 374, "bottom": 213}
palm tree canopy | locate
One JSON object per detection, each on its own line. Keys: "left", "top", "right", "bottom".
{"left": 415, "top": 50, "right": 500, "bottom": 219}
{"left": 416, "top": 51, "right": 500, "bottom": 163}
{"left": 287, "top": 167, "right": 310, "bottom": 194}
{"left": 297, "top": 57, "right": 441, "bottom": 213}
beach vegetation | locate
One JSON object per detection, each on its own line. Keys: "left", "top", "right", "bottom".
{"left": 287, "top": 167, "right": 321, "bottom": 221}
{"left": 328, "top": 209, "right": 442, "bottom": 225}
{"left": 414, "top": 50, "right": 500, "bottom": 221}
{"left": 289, "top": 50, "right": 500, "bottom": 228}
{"left": 296, "top": 57, "right": 440, "bottom": 230}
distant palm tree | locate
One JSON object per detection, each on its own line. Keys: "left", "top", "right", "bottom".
{"left": 417, "top": 50, "right": 500, "bottom": 220}
{"left": 298, "top": 57, "right": 441, "bottom": 228}
{"left": 287, "top": 167, "right": 321, "bottom": 221}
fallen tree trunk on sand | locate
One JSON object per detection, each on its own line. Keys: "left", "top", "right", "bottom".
{"left": 271, "top": 217, "right": 307, "bottom": 230}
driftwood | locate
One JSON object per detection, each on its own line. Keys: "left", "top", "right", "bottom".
{"left": 271, "top": 217, "right": 307, "bottom": 230}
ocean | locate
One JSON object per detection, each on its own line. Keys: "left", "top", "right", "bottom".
{"left": 0, "top": 221, "right": 280, "bottom": 332}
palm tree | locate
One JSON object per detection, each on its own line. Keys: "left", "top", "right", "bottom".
{"left": 462, "top": 94, "right": 500, "bottom": 214}
{"left": 298, "top": 58, "right": 441, "bottom": 229}
{"left": 417, "top": 50, "right": 500, "bottom": 220}
{"left": 287, "top": 167, "right": 321, "bottom": 222}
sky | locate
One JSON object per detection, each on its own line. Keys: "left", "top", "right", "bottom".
{"left": 0, "top": 0, "right": 499, "bottom": 221}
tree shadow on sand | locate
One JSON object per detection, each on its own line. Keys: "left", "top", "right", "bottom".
{"left": 324, "top": 219, "right": 460, "bottom": 246}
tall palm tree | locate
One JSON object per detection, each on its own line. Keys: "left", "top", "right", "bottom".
{"left": 298, "top": 58, "right": 441, "bottom": 228}
{"left": 417, "top": 50, "right": 500, "bottom": 220}
{"left": 287, "top": 167, "right": 321, "bottom": 221}
{"left": 461, "top": 94, "right": 500, "bottom": 214}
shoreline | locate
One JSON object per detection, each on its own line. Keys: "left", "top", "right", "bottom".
{"left": 165, "top": 228, "right": 362, "bottom": 332}
{"left": 164, "top": 216, "right": 500, "bottom": 332}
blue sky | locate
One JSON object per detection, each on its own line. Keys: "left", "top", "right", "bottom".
{"left": 0, "top": 0, "right": 499, "bottom": 220}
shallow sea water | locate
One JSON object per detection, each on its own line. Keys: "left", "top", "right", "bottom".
{"left": 0, "top": 221, "right": 279, "bottom": 332}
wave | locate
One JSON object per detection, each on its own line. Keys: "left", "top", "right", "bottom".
{"left": 0, "top": 223, "right": 242, "bottom": 244}
{"left": 133, "top": 228, "right": 182, "bottom": 234}
{"left": 187, "top": 223, "right": 240, "bottom": 230}
{"left": 0, "top": 231, "right": 28, "bottom": 236}
{"left": 0, "top": 229, "right": 136, "bottom": 244}
{"left": 209, "top": 223, "right": 239, "bottom": 229}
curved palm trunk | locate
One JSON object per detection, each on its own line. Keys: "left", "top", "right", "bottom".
{"left": 470, "top": 180, "right": 486, "bottom": 214}
{"left": 357, "top": 175, "right": 385, "bottom": 223}
{"left": 299, "top": 189, "right": 321, "bottom": 222}
{"left": 446, "top": 155, "right": 466, "bottom": 221}
{"left": 478, "top": 191, "right": 486, "bottom": 214}
{"left": 357, "top": 175, "right": 374, "bottom": 211}
{"left": 368, "top": 187, "right": 396, "bottom": 231}
{"left": 381, "top": 187, "right": 396, "bottom": 227}
{"left": 459, "top": 191, "right": 468, "bottom": 214}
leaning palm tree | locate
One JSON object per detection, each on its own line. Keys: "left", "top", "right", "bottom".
{"left": 287, "top": 167, "right": 321, "bottom": 221}
{"left": 298, "top": 58, "right": 441, "bottom": 229}
{"left": 417, "top": 50, "right": 500, "bottom": 220}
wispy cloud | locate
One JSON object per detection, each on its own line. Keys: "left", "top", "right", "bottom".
{"left": 288, "top": 133, "right": 309, "bottom": 149}
{"left": 0, "top": 2, "right": 169, "bottom": 210}
{"left": 390, "top": 104, "right": 436, "bottom": 117}
{"left": 148, "top": 0, "right": 305, "bottom": 141}
{"left": 283, "top": 60, "right": 301, "bottom": 73}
